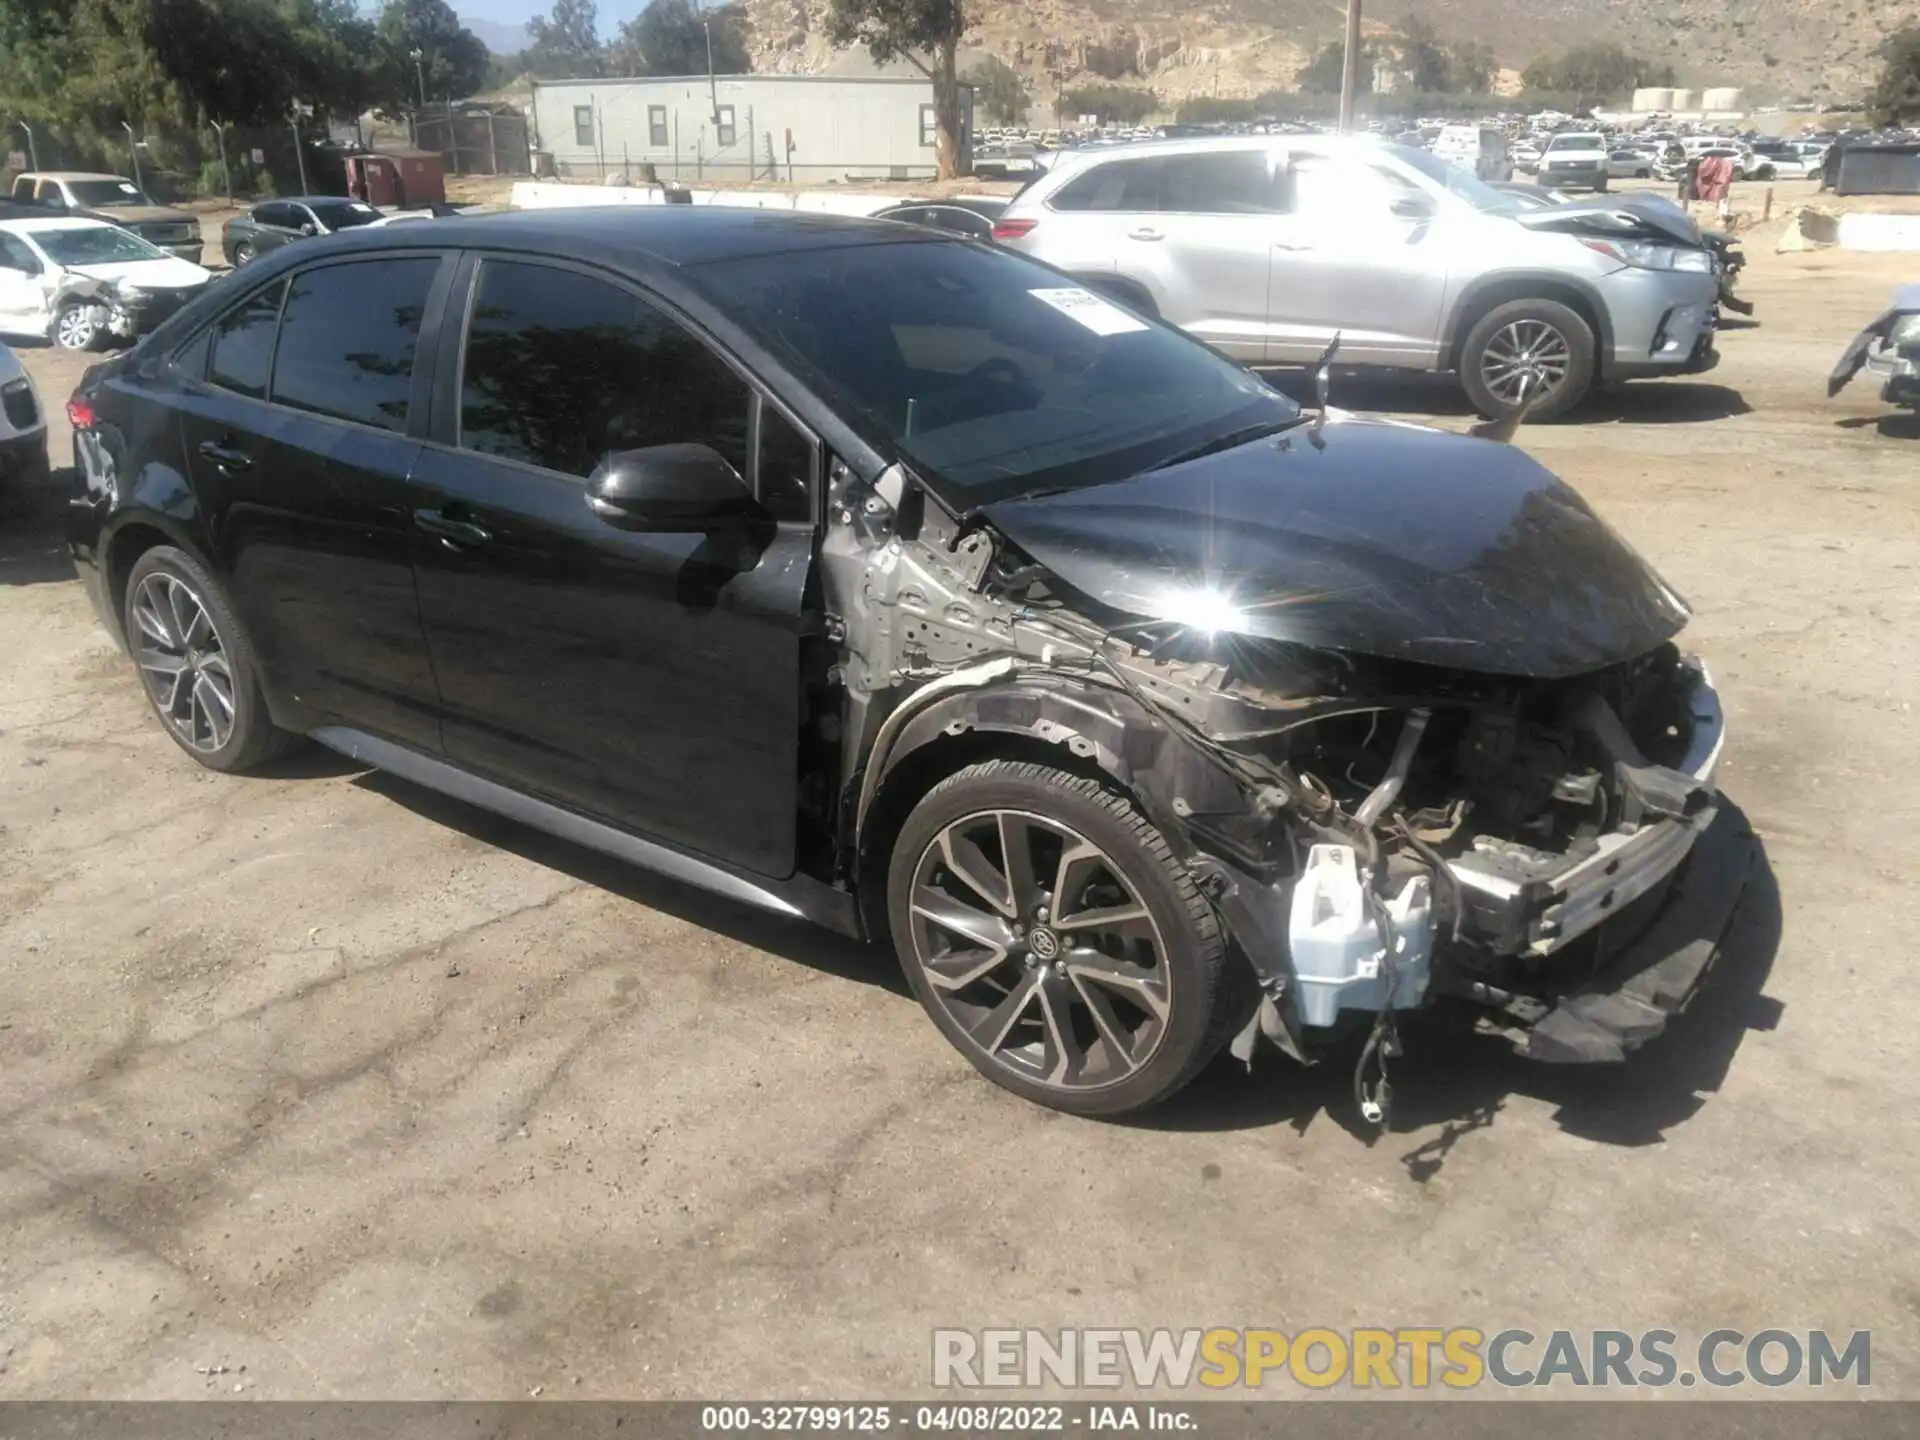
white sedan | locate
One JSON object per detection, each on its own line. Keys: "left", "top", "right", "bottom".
{"left": 1745, "top": 146, "right": 1822, "bottom": 180}
{"left": 0, "top": 217, "right": 213, "bottom": 350}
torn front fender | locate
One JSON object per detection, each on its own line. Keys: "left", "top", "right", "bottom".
{"left": 857, "top": 668, "right": 1256, "bottom": 863}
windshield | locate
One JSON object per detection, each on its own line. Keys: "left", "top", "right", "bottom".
{"left": 1546, "top": 135, "right": 1602, "bottom": 152}
{"left": 703, "top": 239, "right": 1297, "bottom": 503}
{"left": 308, "top": 199, "right": 382, "bottom": 229}
{"left": 32, "top": 225, "right": 169, "bottom": 265}
{"left": 64, "top": 179, "right": 150, "bottom": 206}
{"left": 1387, "top": 144, "right": 1515, "bottom": 214}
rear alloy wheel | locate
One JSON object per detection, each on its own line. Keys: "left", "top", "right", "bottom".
{"left": 53, "top": 302, "right": 101, "bottom": 351}
{"left": 123, "top": 545, "right": 299, "bottom": 772}
{"left": 1460, "top": 298, "right": 1596, "bottom": 421}
{"left": 887, "top": 759, "right": 1237, "bottom": 1116}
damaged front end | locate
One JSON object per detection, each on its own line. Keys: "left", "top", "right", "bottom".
{"left": 826, "top": 419, "right": 1750, "bottom": 1125}
{"left": 1831, "top": 284, "right": 1920, "bottom": 414}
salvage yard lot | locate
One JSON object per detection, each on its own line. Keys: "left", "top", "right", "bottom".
{"left": 2, "top": 240, "right": 1918, "bottom": 1399}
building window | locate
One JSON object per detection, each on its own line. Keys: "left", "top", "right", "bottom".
{"left": 573, "top": 105, "right": 594, "bottom": 147}
{"left": 715, "top": 104, "right": 736, "bottom": 149}
{"left": 649, "top": 105, "right": 668, "bottom": 148}
{"left": 919, "top": 104, "right": 937, "bottom": 148}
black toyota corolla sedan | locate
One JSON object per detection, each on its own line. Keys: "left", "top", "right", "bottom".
{"left": 65, "top": 208, "right": 1749, "bottom": 1121}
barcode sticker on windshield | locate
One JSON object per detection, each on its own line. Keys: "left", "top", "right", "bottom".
{"left": 1028, "top": 286, "right": 1149, "bottom": 337}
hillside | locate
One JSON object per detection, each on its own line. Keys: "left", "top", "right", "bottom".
{"left": 737, "top": 0, "right": 1916, "bottom": 110}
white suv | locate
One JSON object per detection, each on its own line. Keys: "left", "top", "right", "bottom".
{"left": 992, "top": 135, "right": 1721, "bottom": 418}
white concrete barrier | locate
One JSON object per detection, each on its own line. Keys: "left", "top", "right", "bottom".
{"left": 1836, "top": 212, "right": 1920, "bottom": 252}
{"left": 510, "top": 180, "right": 912, "bottom": 217}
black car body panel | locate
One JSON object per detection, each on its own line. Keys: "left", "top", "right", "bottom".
{"left": 982, "top": 420, "right": 1691, "bottom": 679}
{"left": 65, "top": 207, "right": 1741, "bottom": 1116}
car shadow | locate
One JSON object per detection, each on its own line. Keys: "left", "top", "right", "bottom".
{"left": 1261, "top": 369, "right": 1752, "bottom": 425}
{"left": 341, "top": 766, "right": 1779, "bottom": 1153}
{"left": 1834, "top": 413, "right": 1920, "bottom": 439}
{"left": 1134, "top": 809, "right": 1781, "bottom": 1164}
{"left": 351, "top": 767, "right": 907, "bottom": 998}
{"left": 0, "top": 501, "right": 77, "bottom": 585}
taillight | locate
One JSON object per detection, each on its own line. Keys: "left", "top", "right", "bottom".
{"left": 67, "top": 393, "right": 96, "bottom": 430}
{"left": 991, "top": 217, "right": 1037, "bottom": 241}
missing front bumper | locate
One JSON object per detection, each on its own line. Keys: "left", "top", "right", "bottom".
{"left": 1512, "top": 808, "right": 1754, "bottom": 1063}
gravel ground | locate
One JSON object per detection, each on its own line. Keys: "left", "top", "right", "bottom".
{"left": 1, "top": 239, "right": 1917, "bottom": 1401}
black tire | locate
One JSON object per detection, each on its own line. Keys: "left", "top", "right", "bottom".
{"left": 122, "top": 545, "right": 301, "bottom": 773}
{"left": 232, "top": 240, "right": 255, "bottom": 266}
{"left": 1593, "top": 174, "right": 1610, "bottom": 193}
{"left": 886, "top": 758, "right": 1236, "bottom": 1117}
{"left": 1459, "top": 297, "right": 1596, "bottom": 422}
{"left": 1635, "top": 168, "right": 1651, "bottom": 179}
{"left": 1752, "top": 165, "right": 1773, "bottom": 182}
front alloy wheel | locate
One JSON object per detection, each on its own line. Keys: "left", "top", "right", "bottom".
{"left": 909, "top": 809, "right": 1171, "bottom": 1090}
{"left": 1480, "top": 318, "right": 1572, "bottom": 407}
{"left": 1460, "top": 297, "right": 1596, "bottom": 421}
{"left": 54, "top": 302, "right": 100, "bottom": 351}
{"left": 888, "top": 759, "right": 1238, "bottom": 1116}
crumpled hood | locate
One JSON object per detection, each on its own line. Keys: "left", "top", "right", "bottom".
{"left": 1517, "top": 194, "right": 1705, "bottom": 248}
{"left": 982, "top": 420, "right": 1692, "bottom": 680}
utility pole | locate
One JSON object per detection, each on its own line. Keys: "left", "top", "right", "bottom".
{"left": 16, "top": 120, "right": 38, "bottom": 170}
{"left": 122, "top": 121, "right": 145, "bottom": 191}
{"left": 411, "top": 48, "right": 427, "bottom": 109}
{"left": 207, "top": 121, "right": 232, "bottom": 204}
{"left": 291, "top": 115, "right": 310, "bottom": 195}
{"left": 1337, "top": 0, "right": 1363, "bottom": 133}
{"left": 704, "top": 17, "right": 720, "bottom": 126}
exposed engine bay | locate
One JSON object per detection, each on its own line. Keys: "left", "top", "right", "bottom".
{"left": 819, "top": 430, "right": 1742, "bottom": 1125}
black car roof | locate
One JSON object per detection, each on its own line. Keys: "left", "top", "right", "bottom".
{"left": 293, "top": 204, "right": 946, "bottom": 270}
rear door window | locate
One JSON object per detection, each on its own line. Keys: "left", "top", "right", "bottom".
{"left": 456, "top": 259, "right": 750, "bottom": 480}
{"left": 269, "top": 258, "right": 438, "bottom": 432}
{"left": 1159, "top": 151, "right": 1286, "bottom": 214}
{"left": 1050, "top": 157, "right": 1166, "bottom": 212}
{"left": 207, "top": 280, "right": 286, "bottom": 400}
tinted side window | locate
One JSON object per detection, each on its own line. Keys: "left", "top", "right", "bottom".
{"left": 0, "top": 233, "right": 39, "bottom": 271}
{"left": 270, "top": 259, "right": 437, "bottom": 432}
{"left": 757, "top": 401, "right": 813, "bottom": 523}
{"left": 208, "top": 280, "right": 285, "bottom": 400}
{"left": 1160, "top": 151, "right": 1286, "bottom": 214}
{"left": 1051, "top": 158, "right": 1164, "bottom": 213}
{"left": 459, "top": 260, "right": 749, "bottom": 481}
{"left": 255, "top": 203, "right": 294, "bottom": 228}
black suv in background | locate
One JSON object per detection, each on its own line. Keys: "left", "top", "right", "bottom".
{"left": 65, "top": 209, "right": 1745, "bottom": 1120}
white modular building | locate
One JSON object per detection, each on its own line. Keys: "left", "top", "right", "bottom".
{"left": 530, "top": 74, "right": 974, "bottom": 183}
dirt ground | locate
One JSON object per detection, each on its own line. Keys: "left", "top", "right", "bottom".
{"left": 2, "top": 239, "right": 1918, "bottom": 1401}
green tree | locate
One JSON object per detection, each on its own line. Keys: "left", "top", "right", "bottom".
{"left": 964, "top": 54, "right": 1030, "bottom": 125}
{"left": 1176, "top": 95, "right": 1256, "bottom": 123}
{"left": 1296, "top": 38, "right": 1374, "bottom": 96}
{"left": 524, "top": 0, "right": 603, "bottom": 79}
{"left": 1868, "top": 27, "right": 1920, "bottom": 125}
{"left": 1522, "top": 42, "right": 1673, "bottom": 104}
{"left": 375, "top": 0, "right": 490, "bottom": 105}
{"left": 1060, "top": 82, "right": 1156, "bottom": 124}
{"left": 608, "top": 0, "right": 749, "bottom": 77}
{"left": 825, "top": 0, "right": 964, "bottom": 179}
{"left": 1451, "top": 39, "right": 1496, "bottom": 94}
{"left": 1395, "top": 16, "right": 1453, "bottom": 92}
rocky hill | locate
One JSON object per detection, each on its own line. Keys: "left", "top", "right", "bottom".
{"left": 737, "top": 0, "right": 1916, "bottom": 111}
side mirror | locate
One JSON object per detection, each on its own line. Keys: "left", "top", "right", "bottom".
{"left": 1390, "top": 194, "right": 1435, "bottom": 221}
{"left": 586, "top": 444, "right": 754, "bottom": 532}
{"left": 299, "top": 222, "right": 318, "bottom": 236}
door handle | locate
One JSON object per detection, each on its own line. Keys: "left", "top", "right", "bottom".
{"left": 196, "top": 438, "right": 253, "bottom": 472}
{"left": 1126, "top": 227, "right": 1164, "bottom": 242}
{"left": 1272, "top": 240, "right": 1315, "bottom": 252}
{"left": 412, "top": 507, "right": 492, "bottom": 548}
